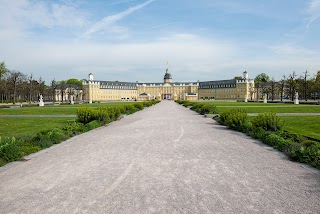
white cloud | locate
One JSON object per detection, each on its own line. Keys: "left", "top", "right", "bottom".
{"left": 0, "top": 0, "right": 88, "bottom": 41}
{"left": 306, "top": 0, "right": 320, "bottom": 28}
{"left": 0, "top": 33, "right": 239, "bottom": 82}
{"left": 79, "top": 0, "right": 155, "bottom": 40}
{"left": 269, "top": 44, "right": 318, "bottom": 56}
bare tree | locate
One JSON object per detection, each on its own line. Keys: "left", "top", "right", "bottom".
{"left": 270, "top": 78, "right": 276, "bottom": 101}
{"left": 303, "top": 70, "right": 309, "bottom": 101}
{"left": 28, "top": 74, "right": 34, "bottom": 103}
{"left": 38, "top": 76, "right": 45, "bottom": 98}
{"left": 287, "top": 71, "right": 297, "bottom": 101}
{"left": 50, "top": 79, "right": 58, "bottom": 102}
{"left": 9, "top": 71, "right": 25, "bottom": 104}
{"left": 279, "top": 75, "right": 286, "bottom": 101}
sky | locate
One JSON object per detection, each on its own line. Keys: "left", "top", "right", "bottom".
{"left": 0, "top": 0, "right": 320, "bottom": 84}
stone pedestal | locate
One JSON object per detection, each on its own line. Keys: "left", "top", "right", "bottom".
{"left": 244, "top": 95, "right": 248, "bottom": 103}
{"left": 89, "top": 98, "right": 92, "bottom": 104}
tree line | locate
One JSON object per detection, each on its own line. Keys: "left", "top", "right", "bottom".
{"left": 253, "top": 70, "right": 320, "bottom": 101}
{"left": 0, "top": 61, "right": 83, "bottom": 104}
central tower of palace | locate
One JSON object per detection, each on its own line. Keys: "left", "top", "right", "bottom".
{"left": 164, "top": 68, "right": 172, "bottom": 83}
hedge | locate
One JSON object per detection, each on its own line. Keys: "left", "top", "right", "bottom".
{"left": 175, "top": 100, "right": 217, "bottom": 115}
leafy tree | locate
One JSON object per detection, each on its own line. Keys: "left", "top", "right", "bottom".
{"left": 255, "top": 73, "right": 270, "bottom": 83}
{"left": 66, "top": 78, "right": 82, "bottom": 87}
{"left": 312, "top": 70, "right": 320, "bottom": 100}
{"left": 0, "top": 62, "right": 9, "bottom": 102}
{"left": 233, "top": 76, "right": 242, "bottom": 80}
{"left": 254, "top": 73, "right": 270, "bottom": 100}
{"left": 0, "top": 61, "right": 8, "bottom": 80}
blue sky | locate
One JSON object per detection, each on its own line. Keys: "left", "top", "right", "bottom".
{"left": 0, "top": 0, "right": 319, "bottom": 83}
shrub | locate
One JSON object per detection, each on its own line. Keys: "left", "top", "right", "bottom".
{"left": 62, "top": 121, "right": 87, "bottom": 134}
{"left": 241, "top": 121, "right": 254, "bottom": 134}
{"left": 0, "top": 137, "right": 22, "bottom": 162}
{"left": 142, "top": 102, "right": 152, "bottom": 107}
{"left": 35, "top": 132, "right": 55, "bottom": 148}
{"left": 301, "top": 140, "right": 319, "bottom": 147}
{"left": 218, "top": 109, "right": 249, "bottom": 131}
{"left": 133, "top": 103, "right": 144, "bottom": 110}
{"left": 182, "top": 101, "right": 192, "bottom": 107}
{"left": 76, "top": 107, "right": 98, "bottom": 124}
{"left": 264, "top": 133, "right": 293, "bottom": 151}
{"left": 47, "top": 128, "right": 69, "bottom": 144}
{"left": 124, "top": 105, "right": 136, "bottom": 114}
{"left": 252, "top": 112, "right": 283, "bottom": 131}
{"left": 190, "top": 103, "right": 204, "bottom": 112}
{"left": 199, "top": 104, "right": 216, "bottom": 115}
{"left": 19, "top": 143, "right": 41, "bottom": 156}
{"left": 0, "top": 158, "right": 5, "bottom": 167}
{"left": 85, "top": 120, "right": 101, "bottom": 130}
{"left": 276, "top": 130, "right": 305, "bottom": 143}
{"left": 250, "top": 127, "right": 269, "bottom": 141}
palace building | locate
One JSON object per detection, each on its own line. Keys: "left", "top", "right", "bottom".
{"left": 82, "top": 69, "right": 254, "bottom": 102}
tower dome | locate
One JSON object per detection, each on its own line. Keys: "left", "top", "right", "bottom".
{"left": 164, "top": 69, "right": 172, "bottom": 83}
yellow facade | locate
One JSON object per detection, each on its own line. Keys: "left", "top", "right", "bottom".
{"left": 83, "top": 81, "right": 138, "bottom": 102}
{"left": 198, "top": 72, "right": 255, "bottom": 101}
{"left": 136, "top": 82, "right": 198, "bottom": 101}
{"left": 82, "top": 70, "right": 254, "bottom": 102}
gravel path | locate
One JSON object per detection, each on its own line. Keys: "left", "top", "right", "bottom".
{"left": 0, "top": 101, "right": 319, "bottom": 213}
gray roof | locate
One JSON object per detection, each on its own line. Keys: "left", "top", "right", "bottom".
{"left": 139, "top": 82, "right": 197, "bottom": 86}
{"left": 164, "top": 73, "right": 172, "bottom": 79}
{"left": 56, "top": 84, "right": 82, "bottom": 90}
{"left": 98, "top": 81, "right": 137, "bottom": 87}
{"left": 199, "top": 79, "right": 236, "bottom": 86}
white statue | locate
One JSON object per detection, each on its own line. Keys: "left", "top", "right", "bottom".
{"left": 39, "top": 94, "right": 44, "bottom": 107}
{"left": 294, "top": 92, "right": 299, "bottom": 104}
{"left": 70, "top": 95, "right": 74, "bottom": 105}
{"left": 263, "top": 93, "right": 267, "bottom": 103}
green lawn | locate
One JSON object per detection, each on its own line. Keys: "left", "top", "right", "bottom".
{"left": 191, "top": 101, "right": 320, "bottom": 113}
{"left": 215, "top": 106, "right": 320, "bottom": 113}
{"left": 0, "top": 102, "right": 136, "bottom": 137}
{"left": 281, "top": 116, "right": 320, "bottom": 140}
{"left": 0, "top": 118, "right": 75, "bottom": 138}
{"left": 0, "top": 102, "right": 134, "bottom": 115}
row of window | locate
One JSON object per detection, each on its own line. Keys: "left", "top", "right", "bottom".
{"left": 199, "top": 84, "right": 236, "bottom": 89}
{"left": 91, "top": 90, "right": 136, "bottom": 94}
{"left": 200, "top": 88, "right": 247, "bottom": 92}
{"left": 100, "top": 85, "right": 136, "bottom": 90}
{"left": 91, "top": 96, "right": 137, "bottom": 99}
